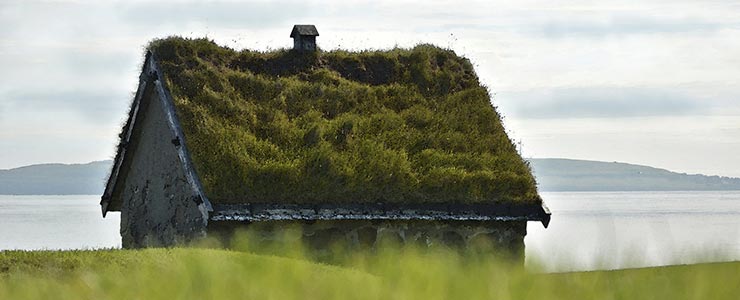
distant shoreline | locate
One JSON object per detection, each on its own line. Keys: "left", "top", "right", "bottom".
{"left": 2, "top": 159, "right": 740, "bottom": 195}
{"left": 528, "top": 158, "right": 740, "bottom": 192}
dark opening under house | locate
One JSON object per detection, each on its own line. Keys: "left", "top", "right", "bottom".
{"left": 101, "top": 25, "right": 550, "bottom": 259}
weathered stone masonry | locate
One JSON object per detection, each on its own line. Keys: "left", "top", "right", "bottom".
{"left": 209, "top": 220, "right": 527, "bottom": 260}
{"left": 116, "top": 79, "right": 207, "bottom": 248}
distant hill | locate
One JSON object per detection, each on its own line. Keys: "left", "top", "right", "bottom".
{"left": 528, "top": 158, "right": 740, "bottom": 191}
{"left": 0, "top": 161, "right": 111, "bottom": 195}
{"left": 2, "top": 158, "right": 739, "bottom": 195}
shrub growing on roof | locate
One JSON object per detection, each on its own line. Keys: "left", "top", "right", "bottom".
{"left": 147, "top": 37, "right": 540, "bottom": 205}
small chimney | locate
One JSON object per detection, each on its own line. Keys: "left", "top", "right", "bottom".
{"left": 290, "top": 25, "right": 319, "bottom": 51}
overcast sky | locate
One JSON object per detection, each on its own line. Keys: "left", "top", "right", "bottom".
{"left": 1, "top": 0, "right": 739, "bottom": 176}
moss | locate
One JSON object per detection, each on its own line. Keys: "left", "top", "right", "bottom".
{"left": 147, "top": 37, "right": 539, "bottom": 205}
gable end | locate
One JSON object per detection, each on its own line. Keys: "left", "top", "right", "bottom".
{"left": 101, "top": 52, "right": 213, "bottom": 217}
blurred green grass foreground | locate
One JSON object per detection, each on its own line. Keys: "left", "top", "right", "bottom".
{"left": 1, "top": 233, "right": 738, "bottom": 300}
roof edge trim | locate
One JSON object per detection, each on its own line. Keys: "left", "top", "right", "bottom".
{"left": 149, "top": 53, "right": 214, "bottom": 213}
{"left": 100, "top": 52, "right": 153, "bottom": 217}
{"left": 210, "top": 202, "right": 550, "bottom": 224}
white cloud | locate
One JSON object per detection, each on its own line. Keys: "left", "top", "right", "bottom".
{"left": 0, "top": 0, "right": 739, "bottom": 176}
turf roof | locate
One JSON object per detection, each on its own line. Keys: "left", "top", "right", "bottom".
{"left": 147, "top": 37, "right": 540, "bottom": 205}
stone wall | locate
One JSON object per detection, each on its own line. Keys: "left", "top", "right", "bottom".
{"left": 117, "top": 85, "right": 207, "bottom": 248}
{"left": 209, "top": 220, "right": 527, "bottom": 261}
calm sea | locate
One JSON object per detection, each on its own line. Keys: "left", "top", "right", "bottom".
{"left": 0, "top": 195, "right": 121, "bottom": 250}
{"left": 526, "top": 191, "right": 740, "bottom": 271}
{"left": 1, "top": 192, "right": 739, "bottom": 271}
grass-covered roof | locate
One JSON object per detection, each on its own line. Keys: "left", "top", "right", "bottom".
{"left": 148, "top": 37, "right": 540, "bottom": 205}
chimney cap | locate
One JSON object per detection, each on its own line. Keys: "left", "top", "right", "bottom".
{"left": 290, "top": 25, "right": 319, "bottom": 37}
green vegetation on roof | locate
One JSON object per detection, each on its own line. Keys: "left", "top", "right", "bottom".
{"left": 148, "top": 37, "right": 539, "bottom": 205}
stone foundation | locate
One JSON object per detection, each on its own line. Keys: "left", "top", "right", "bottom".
{"left": 208, "top": 220, "right": 527, "bottom": 261}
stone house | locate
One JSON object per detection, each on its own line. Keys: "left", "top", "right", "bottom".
{"left": 100, "top": 26, "right": 550, "bottom": 258}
